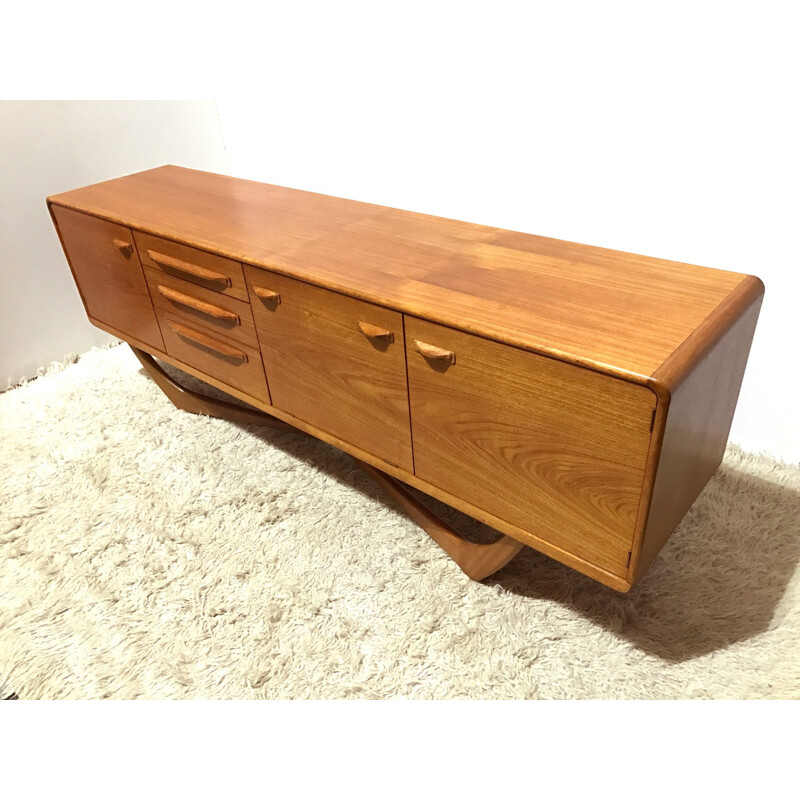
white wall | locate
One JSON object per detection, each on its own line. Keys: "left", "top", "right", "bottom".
{"left": 0, "top": 101, "right": 227, "bottom": 386}
{"left": 215, "top": 4, "right": 799, "bottom": 462}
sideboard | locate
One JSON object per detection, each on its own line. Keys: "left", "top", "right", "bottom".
{"left": 47, "top": 166, "right": 763, "bottom": 591}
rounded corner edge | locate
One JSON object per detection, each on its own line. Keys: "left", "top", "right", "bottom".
{"left": 646, "top": 375, "right": 672, "bottom": 409}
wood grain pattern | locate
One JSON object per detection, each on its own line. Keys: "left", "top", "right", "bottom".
{"left": 130, "top": 347, "right": 527, "bottom": 581}
{"left": 357, "top": 461, "right": 525, "bottom": 580}
{"left": 623, "top": 275, "right": 766, "bottom": 583}
{"left": 157, "top": 286, "right": 239, "bottom": 322}
{"left": 651, "top": 275, "right": 765, "bottom": 391}
{"left": 245, "top": 265, "right": 414, "bottom": 473}
{"left": 86, "top": 314, "right": 634, "bottom": 591}
{"left": 145, "top": 267, "right": 258, "bottom": 348}
{"left": 632, "top": 295, "right": 764, "bottom": 582}
{"left": 47, "top": 166, "right": 750, "bottom": 381}
{"left": 405, "top": 317, "right": 656, "bottom": 575}
{"left": 155, "top": 307, "right": 270, "bottom": 402}
{"left": 49, "top": 205, "right": 164, "bottom": 351}
{"left": 47, "top": 168, "right": 765, "bottom": 591}
{"left": 133, "top": 229, "right": 248, "bottom": 301}
{"left": 166, "top": 321, "right": 248, "bottom": 361}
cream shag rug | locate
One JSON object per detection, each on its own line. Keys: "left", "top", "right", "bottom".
{"left": 1, "top": 344, "right": 799, "bottom": 699}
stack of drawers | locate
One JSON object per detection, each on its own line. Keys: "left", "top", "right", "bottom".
{"left": 135, "top": 232, "right": 270, "bottom": 402}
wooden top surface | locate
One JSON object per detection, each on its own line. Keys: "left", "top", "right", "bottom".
{"left": 48, "top": 165, "right": 759, "bottom": 382}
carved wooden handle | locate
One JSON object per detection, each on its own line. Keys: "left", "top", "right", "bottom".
{"left": 167, "top": 321, "right": 247, "bottom": 362}
{"left": 157, "top": 285, "right": 240, "bottom": 323}
{"left": 148, "top": 250, "right": 231, "bottom": 286}
{"left": 113, "top": 238, "right": 133, "bottom": 258}
{"left": 358, "top": 321, "right": 394, "bottom": 343}
{"left": 252, "top": 286, "right": 281, "bottom": 305}
{"left": 415, "top": 340, "right": 455, "bottom": 365}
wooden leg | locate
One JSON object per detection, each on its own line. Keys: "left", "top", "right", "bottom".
{"left": 356, "top": 460, "right": 525, "bottom": 580}
{"left": 133, "top": 344, "right": 525, "bottom": 580}
{"left": 130, "top": 345, "right": 293, "bottom": 431}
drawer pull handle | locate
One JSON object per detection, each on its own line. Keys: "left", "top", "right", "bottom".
{"left": 415, "top": 340, "right": 455, "bottom": 365}
{"left": 113, "top": 238, "right": 133, "bottom": 258}
{"left": 253, "top": 286, "right": 281, "bottom": 305}
{"left": 157, "top": 285, "right": 240, "bottom": 324}
{"left": 358, "top": 321, "right": 394, "bottom": 344}
{"left": 167, "top": 321, "right": 248, "bottom": 362}
{"left": 148, "top": 250, "right": 232, "bottom": 287}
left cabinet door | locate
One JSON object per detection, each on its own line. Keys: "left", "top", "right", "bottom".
{"left": 244, "top": 265, "right": 414, "bottom": 472}
{"left": 50, "top": 205, "right": 164, "bottom": 350}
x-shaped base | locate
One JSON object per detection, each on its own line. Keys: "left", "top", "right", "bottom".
{"left": 131, "top": 346, "right": 524, "bottom": 580}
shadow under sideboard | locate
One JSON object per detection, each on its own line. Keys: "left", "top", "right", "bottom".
{"left": 143, "top": 360, "right": 800, "bottom": 665}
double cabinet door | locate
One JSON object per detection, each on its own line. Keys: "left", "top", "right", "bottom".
{"left": 246, "top": 265, "right": 655, "bottom": 576}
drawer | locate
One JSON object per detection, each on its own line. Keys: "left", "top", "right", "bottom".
{"left": 405, "top": 317, "right": 657, "bottom": 575}
{"left": 50, "top": 206, "right": 164, "bottom": 350}
{"left": 134, "top": 231, "right": 248, "bottom": 301}
{"left": 244, "top": 264, "right": 413, "bottom": 472}
{"left": 155, "top": 307, "right": 270, "bottom": 402}
{"left": 145, "top": 267, "right": 258, "bottom": 348}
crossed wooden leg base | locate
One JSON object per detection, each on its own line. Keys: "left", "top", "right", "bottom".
{"left": 132, "top": 346, "right": 524, "bottom": 580}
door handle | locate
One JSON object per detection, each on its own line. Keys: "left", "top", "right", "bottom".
{"left": 414, "top": 340, "right": 455, "bottom": 365}
{"left": 358, "top": 321, "right": 394, "bottom": 344}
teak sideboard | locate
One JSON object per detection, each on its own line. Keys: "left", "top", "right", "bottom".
{"left": 47, "top": 166, "right": 763, "bottom": 592}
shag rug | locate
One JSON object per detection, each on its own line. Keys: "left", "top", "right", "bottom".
{"left": 1, "top": 344, "right": 799, "bottom": 699}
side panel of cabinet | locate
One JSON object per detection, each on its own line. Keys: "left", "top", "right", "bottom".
{"left": 405, "top": 317, "right": 656, "bottom": 575}
{"left": 633, "top": 295, "right": 763, "bottom": 582}
{"left": 244, "top": 265, "right": 414, "bottom": 472}
{"left": 50, "top": 205, "right": 163, "bottom": 350}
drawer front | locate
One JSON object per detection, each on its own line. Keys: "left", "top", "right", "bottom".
{"left": 134, "top": 231, "right": 248, "bottom": 301}
{"left": 51, "top": 206, "right": 163, "bottom": 350}
{"left": 155, "top": 307, "right": 270, "bottom": 402}
{"left": 405, "top": 317, "right": 656, "bottom": 575}
{"left": 145, "top": 267, "right": 258, "bottom": 348}
{"left": 245, "top": 265, "right": 413, "bottom": 472}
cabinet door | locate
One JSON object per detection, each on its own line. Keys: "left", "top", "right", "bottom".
{"left": 245, "top": 266, "right": 413, "bottom": 472}
{"left": 51, "top": 205, "right": 163, "bottom": 350}
{"left": 405, "top": 317, "right": 656, "bottom": 575}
